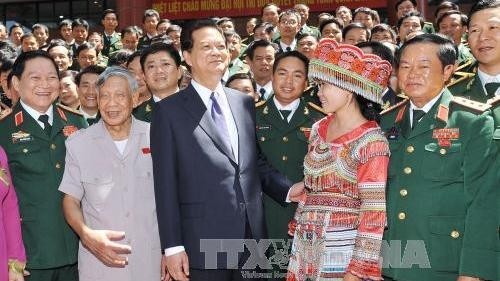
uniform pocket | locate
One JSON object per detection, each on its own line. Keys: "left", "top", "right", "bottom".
{"left": 81, "top": 175, "right": 114, "bottom": 210}
{"left": 427, "top": 215, "right": 464, "bottom": 272}
{"left": 421, "top": 142, "right": 462, "bottom": 181}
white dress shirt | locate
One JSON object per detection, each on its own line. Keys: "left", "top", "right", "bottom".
{"left": 273, "top": 97, "right": 300, "bottom": 122}
{"left": 477, "top": 68, "right": 500, "bottom": 97}
{"left": 20, "top": 100, "right": 53, "bottom": 128}
{"left": 256, "top": 80, "right": 273, "bottom": 100}
{"left": 409, "top": 91, "right": 443, "bottom": 127}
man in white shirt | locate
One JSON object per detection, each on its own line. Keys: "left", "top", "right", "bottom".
{"left": 246, "top": 40, "right": 277, "bottom": 100}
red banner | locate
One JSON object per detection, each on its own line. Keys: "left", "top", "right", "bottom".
{"left": 152, "top": 0, "right": 387, "bottom": 20}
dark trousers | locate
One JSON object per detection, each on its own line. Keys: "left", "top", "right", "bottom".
{"left": 26, "top": 263, "right": 78, "bottom": 281}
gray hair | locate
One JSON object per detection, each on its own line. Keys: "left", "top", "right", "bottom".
{"left": 96, "top": 66, "right": 138, "bottom": 94}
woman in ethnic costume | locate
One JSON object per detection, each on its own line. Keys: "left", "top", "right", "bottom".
{"left": 287, "top": 39, "right": 392, "bottom": 281}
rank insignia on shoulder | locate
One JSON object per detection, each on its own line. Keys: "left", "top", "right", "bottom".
{"left": 380, "top": 98, "right": 409, "bottom": 116}
{"left": 451, "top": 96, "right": 491, "bottom": 113}
{"left": 307, "top": 102, "right": 326, "bottom": 115}
{"left": 57, "top": 103, "right": 84, "bottom": 117}
{"left": 11, "top": 131, "right": 33, "bottom": 144}
{"left": 487, "top": 95, "right": 500, "bottom": 106}
{"left": 300, "top": 127, "right": 312, "bottom": 139}
{"left": 262, "top": 105, "right": 269, "bottom": 115}
{"left": 255, "top": 100, "right": 266, "bottom": 108}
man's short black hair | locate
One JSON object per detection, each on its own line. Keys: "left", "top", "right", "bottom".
{"left": 58, "top": 19, "right": 73, "bottom": 30}
{"left": 342, "top": 22, "right": 370, "bottom": 40}
{"left": 102, "top": 8, "right": 118, "bottom": 21}
{"left": 468, "top": 0, "right": 500, "bottom": 27}
{"left": 397, "top": 11, "right": 424, "bottom": 29}
{"left": 140, "top": 42, "right": 181, "bottom": 71}
{"left": 396, "top": 33, "right": 457, "bottom": 69}
{"left": 75, "top": 65, "right": 105, "bottom": 86}
{"left": 0, "top": 58, "right": 15, "bottom": 73}
{"left": 47, "top": 39, "right": 73, "bottom": 57}
{"left": 356, "top": 41, "right": 395, "bottom": 66}
{"left": 245, "top": 39, "right": 277, "bottom": 61}
{"left": 273, "top": 50, "right": 309, "bottom": 77}
{"left": 9, "top": 22, "right": 23, "bottom": 35}
{"left": 226, "top": 72, "right": 257, "bottom": 92}
{"left": 75, "top": 42, "right": 98, "bottom": 57}
{"left": 370, "top": 23, "right": 397, "bottom": 42}
{"left": 143, "top": 9, "right": 160, "bottom": 23}
{"left": 395, "top": 0, "right": 417, "bottom": 11}
{"left": 181, "top": 20, "right": 225, "bottom": 52}
{"left": 319, "top": 18, "right": 344, "bottom": 35}
{"left": 435, "top": 1, "right": 460, "bottom": 18}
{"left": 126, "top": 50, "right": 142, "bottom": 67}
{"left": 11, "top": 50, "right": 59, "bottom": 79}
{"left": 72, "top": 18, "right": 89, "bottom": 30}
{"left": 437, "top": 10, "right": 468, "bottom": 29}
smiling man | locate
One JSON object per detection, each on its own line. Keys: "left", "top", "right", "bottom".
{"left": 76, "top": 65, "right": 105, "bottom": 125}
{"left": 380, "top": 33, "right": 497, "bottom": 281}
{"left": 151, "top": 20, "right": 304, "bottom": 281}
{"left": 0, "top": 50, "right": 87, "bottom": 281}
{"left": 255, "top": 51, "right": 324, "bottom": 279}
{"left": 133, "top": 42, "right": 182, "bottom": 123}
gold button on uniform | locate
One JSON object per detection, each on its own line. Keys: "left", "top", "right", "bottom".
{"left": 22, "top": 148, "right": 28, "bottom": 153}
{"left": 398, "top": 212, "right": 406, "bottom": 220}
{"left": 403, "top": 167, "right": 412, "bottom": 174}
{"left": 50, "top": 144, "right": 56, "bottom": 150}
{"left": 260, "top": 137, "right": 265, "bottom": 142}
{"left": 406, "top": 146, "right": 414, "bottom": 153}
{"left": 55, "top": 163, "right": 61, "bottom": 169}
{"left": 450, "top": 230, "right": 460, "bottom": 239}
{"left": 282, "top": 136, "right": 288, "bottom": 142}
{"left": 439, "top": 148, "right": 447, "bottom": 155}
{"left": 282, "top": 156, "right": 288, "bottom": 161}
{"left": 400, "top": 189, "right": 408, "bottom": 197}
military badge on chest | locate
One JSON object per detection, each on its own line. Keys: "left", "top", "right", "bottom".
{"left": 432, "top": 128, "right": 459, "bottom": 147}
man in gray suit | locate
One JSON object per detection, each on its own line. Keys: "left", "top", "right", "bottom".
{"left": 60, "top": 67, "right": 163, "bottom": 281}
{"left": 151, "top": 20, "right": 304, "bottom": 281}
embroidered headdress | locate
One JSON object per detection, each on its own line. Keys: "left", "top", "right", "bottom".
{"left": 308, "top": 39, "right": 392, "bottom": 104}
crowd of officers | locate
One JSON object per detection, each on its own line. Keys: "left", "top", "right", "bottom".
{"left": 0, "top": 0, "right": 498, "bottom": 280}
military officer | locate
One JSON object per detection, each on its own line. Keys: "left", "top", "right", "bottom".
{"left": 294, "top": 3, "right": 320, "bottom": 39}
{"left": 449, "top": 0, "right": 500, "bottom": 102}
{"left": 133, "top": 42, "right": 182, "bottom": 122}
{"left": 380, "top": 34, "right": 497, "bottom": 281}
{"left": 137, "top": 9, "right": 160, "bottom": 51}
{"left": 101, "top": 9, "right": 122, "bottom": 57}
{"left": 0, "top": 51, "right": 87, "bottom": 281}
{"left": 256, "top": 51, "right": 324, "bottom": 277}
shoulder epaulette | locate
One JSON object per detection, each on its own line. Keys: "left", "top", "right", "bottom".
{"left": 307, "top": 102, "right": 326, "bottom": 115}
{"left": 448, "top": 72, "right": 475, "bottom": 87}
{"left": 380, "top": 98, "right": 409, "bottom": 115}
{"left": 487, "top": 95, "right": 500, "bottom": 107}
{"left": 397, "top": 93, "right": 408, "bottom": 99}
{"left": 450, "top": 96, "right": 491, "bottom": 113}
{"left": 455, "top": 59, "right": 474, "bottom": 72}
{"left": 255, "top": 100, "right": 266, "bottom": 108}
{"left": 56, "top": 103, "right": 84, "bottom": 116}
{"left": 0, "top": 109, "right": 12, "bottom": 121}
{"left": 134, "top": 98, "right": 152, "bottom": 109}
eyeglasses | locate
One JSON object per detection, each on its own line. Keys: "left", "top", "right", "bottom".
{"left": 280, "top": 20, "right": 298, "bottom": 26}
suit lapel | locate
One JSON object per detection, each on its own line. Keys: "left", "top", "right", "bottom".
{"left": 181, "top": 84, "right": 236, "bottom": 164}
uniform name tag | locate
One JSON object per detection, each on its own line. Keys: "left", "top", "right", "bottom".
{"left": 257, "top": 125, "right": 271, "bottom": 130}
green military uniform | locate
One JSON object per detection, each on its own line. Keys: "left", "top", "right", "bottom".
{"left": 256, "top": 97, "right": 324, "bottom": 279}
{"left": 0, "top": 102, "right": 87, "bottom": 277}
{"left": 380, "top": 90, "right": 498, "bottom": 281}
{"left": 456, "top": 44, "right": 474, "bottom": 69}
{"left": 298, "top": 24, "right": 320, "bottom": 39}
{"left": 449, "top": 72, "right": 490, "bottom": 103}
{"left": 133, "top": 97, "right": 155, "bottom": 123}
{"left": 137, "top": 35, "right": 153, "bottom": 51}
{"left": 256, "top": 98, "right": 324, "bottom": 239}
{"left": 422, "top": 22, "right": 435, "bottom": 34}
{"left": 102, "top": 32, "right": 122, "bottom": 57}
{"left": 228, "top": 57, "right": 249, "bottom": 76}
{"left": 301, "top": 84, "right": 320, "bottom": 106}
